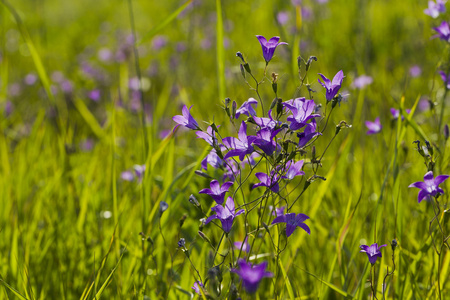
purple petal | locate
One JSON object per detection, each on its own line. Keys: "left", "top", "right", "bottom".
{"left": 435, "top": 175, "right": 449, "bottom": 185}
{"left": 418, "top": 190, "right": 430, "bottom": 203}
{"left": 424, "top": 171, "right": 434, "bottom": 184}
{"left": 408, "top": 181, "right": 427, "bottom": 189}
{"left": 272, "top": 215, "right": 286, "bottom": 224}
{"left": 298, "top": 223, "right": 311, "bottom": 235}
{"left": 256, "top": 35, "right": 267, "bottom": 46}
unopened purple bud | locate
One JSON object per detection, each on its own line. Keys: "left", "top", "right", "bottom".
{"left": 236, "top": 51, "right": 245, "bottom": 63}
{"left": 444, "top": 124, "right": 449, "bottom": 140}
{"left": 177, "top": 238, "right": 186, "bottom": 248}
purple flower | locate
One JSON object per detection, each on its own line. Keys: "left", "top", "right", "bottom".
{"left": 232, "top": 259, "right": 273, "bottom": 294}
{"left": 272, "top": 212, "right": 310, "bottom": 237}
{"left": 270, "top": 206, "right": 285, "bottom": 217}
{"left": 424, "top": 0, "right": 446, "bottom": 18}
{"left": 223, "top": 158, "right": 240, "bottom": 182}
{"left": 201, "top": 148, "right": 223, "bottom": 170}
{"left": 24, "top": 73, "right": 37, "bottom": 85}
{"left": 433, "top": 21, "right": 450, "bottom": 42}
{"left": 408, "top": 171, "right": 449, "bottom": 203}
{"left": 409, "top": 65, "right": 422, "bottom": 78}
{"left": 284, "top": 160, "right": 305, "bottom": 180}
{"left": 134, "top": 164, "right": 146, "bottom": 181}
{"left": 297, "top": 119, "right": 321, "bottom": 148}
{"left": 252, "top": 127, "right": 282, "bottom": 156}
{"left": 277, "top": 11, "right": 290, "bottom": 25}
{"left": 205, "top": 197, "right": 244, "bottom": 233}
{"left": 222, "top": 121, "right": 255, "bottom": 161}
{"left": 444, "top": 124, "right": 449, "bottom": 140}
{"left": 352, "top": 75, "right": 373, "bottom": 89}
{"left": 233, "top": 237, "right": 250, "bottom": 253}
{"left": 196, "top": 126, "right": 218, "bottom": 146}
{"left": 199, "top": 180, "right": 233, "bottom": 205}
{"left": 252, "top": 172, "right": 280, "bottom": 193}
{"left": 191, "top": 281, "right": 204, "bottom": 295}
{"left": 390, "top": 108, "right": 411, "bottom": 120}
{"left": 121, "top": 171, "right": 134, "bottom": 181}
{"left": 283, "top": 97, "right": 320, "bottom": 130}
{"left": 172, "top": 105, "right": 200, "bottom": 131}
{"left": 252, "top": 109, "right": 282, "bottom": 130}
{"left": 88, "top": 89, "right": 101, "bottom": 102}
{"left": 360, "top": 243, "right": 387, "bottom": 265}
{"left": 365, "top": 117, "right": 382, "bottom": 135}
{"left": 439, "top": 71, "right": 450, "bottom": 89}
{"left": 256, "top": 35, "right": 288, "bottom": 63}
{"left": 318, "top": 70, "right": 345, "bottom": 101}
{"left": 235, "top": 98, "right": 258, "bottom": 118}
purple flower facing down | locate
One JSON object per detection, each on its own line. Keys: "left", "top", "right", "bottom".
{"left": 408, "top": 171, "right": 449, "bottom": 203}
{"left": 252, "top": 172, "right": 280, "bottom": 193}
{"left": 283, "top": 98, "right": 320, "bottom": 130}
{"left": 390, "top": 108, "right": 411, "bottom": 121}
{"left": 205, "top": 197, "right": 244, "bottom": 233}
{"left": 352, "top": 75, "right": 373, "bottom": 89}
{"left": 272, "top": 212, "right": 310, "bottom": 237}
{"left": 252, "top": 127, "right": 282, "bottom": 156}
{"left": 439, "top": 71, "right": 450, "bottom": 89}
{"left": 232, "top": 259, "right": 273, "bottom": 294}
{"left": 236, "top": 98, "right": 258, "bottom": 118}
{"left": 196, "top": 126, "right": 218, "bottom": 147}
{"left": 297, "top": 120, "right": 321, "bottom": 148}
{"left": 256, "top": 35, "right": 288, "bottom": 63}
{"left": 234, "top": 237, "right": 250, "bottom": 253}
{"left": 318, "top": 70, "right": 345, "bottom": 101}
{"left": 172, "top": 105, "right": 199, "bottom": 131}
{"left": 284, "top": 160, "right": 305, "bottom": 180}
{"left": 360, "top": 243, "right": 387, "bottom": 265}
{"left": 191, "top": 281, "right": 204, "bottom": 296}
{"left": 424, "top": 0, "right": 446, "bottom": 18}
{"left": 365, "top": 117, "right": 382, "bottom": 135}
{"left": 222, "top": 121, "right": 255, "bottom": 161}
{"left": 199, "top": 180, "right": 233, "bottom": 205}
{"left": 201, "top": 148, "right": 223, "bottom": 170}
{"left": 433, "top": 21, "right": 450, "bottom": 42}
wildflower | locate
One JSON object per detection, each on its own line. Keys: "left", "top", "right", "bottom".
{"left": 192, "top": 281, "right": 204, "bottom": 295}
{"left": 270, "top": 206, "right": 286, "bottom": 217}
{"left": 438, "top": 71, "right": 450, "bottom": 89}
{"left": 271, "top": 212, "right": 310, "bottom": 237}
{"left": 252, "top": 172, "right": 281, "bottom": 193}
{"left": 252, "top": 110, "right": 282, "bottom": 130}
{"left": 199, "top": 180, "right": 233, "bottom": 205}
{"left": 232, "top": 259, "right": 273, "bottom": 294}
{"left": 222, "top": 121, "right": 255, "bottom": 161}
{"left": 409, "top": 65, "right": 422, "bottom": 77}
{"left": 177, "top": 238, "right": 186, "bottom": 248}
{"left": 424, "top": 0, "right": 446, "bottom": 18}
{"left": 201, "top": 148, "right": 223, "bottom": 170}
{"left": 196, "top": 126, "right": 218, "bottom": 147}
{"left": 318, "top": 70, "right": 345, "bottom": 101}
{"left": 121, "top": 171, "right": 134, "bottom": 181}
{"left": 390, "top": 108, "right": 411, "bottom": 120}
{"left": 444, "top": 124, "right": 449, "bottom": 140}
{"left": 352, "top": 75, "right": 373, "bottom": 89}
{"left": 88, "top": 89, "right": 101, "bottom": 102}
{"left": 205, "top": 197, "right": 244, "bottom": 233}
{"left": 235, "top": 98, "right": 258, "bottom": 118}
{"left": 283, "top": 160, "right": 305, "bottom": 180}
{"left": 433, "top": 21, "right": 450, "bottom": 42}
{"left": 297, "top": 120, "right": 321, "bottom": 148}
{"left": 252, "top": 127, "right": 282, "bottom": 156}
{"left": 277, "top": 11, "right": 290, "bottom": 25}
{"left": 172, "top": 105, "right": 200, "bottom": 131}
{"left": 256, "top": 35, "right": 288, "bottom": 63}
{"left": 408, "top": 171, "right": 449, "bottom": 203}
{"left": 360, "top": 243, "right": 387, "bottom": 265}
{"left": 283, "top": 98, "right": 320, "bottom": 130}
{"left": 133, "top": 164, "right": 145, "bottom": 181}
{"left": 365, "top": 117, "right": 382, "bottom": 135}
{"left": 233, "top": 237, "right": 250, "bottom": 253}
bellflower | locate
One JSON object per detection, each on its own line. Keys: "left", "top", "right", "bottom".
{"left": 252, "top": 172, "right": 280, "bottom": 193}
{"left": 408, "top": 171, "right": 449, "bottom": 203}
{"left": 360, "top": 243, "right": 387, "bottom": 265}
{"left": 205, "top": 197, "right": 244, "bottom": 233}
{"left": 424, "top": 0, "right": 446, "bottom": 18}
{"left": 283, "top": 98, "right": 320, "bottom": 130}
{"left": 390, "top": 108, "right": 411, "bottom": 121}
{"left": 172, "top": 105, "right": 199, "bottom": 131}
{"left": 223, "top": 158, "right": 240, "bottom": 182}
{"left": 271, "top": 206, "right": 286, "bottom": 217}
{"left": 252, "top": 127, "right": 283, "bottom": 156}
{"left": 233, "top": 237, "right": 250, "bottom": 253}
{"left": 201, "top": 148, "right": 223, "bottom": 170}
{"left": 439, "top": 71, "right": 450, "bottom": 89}
{"left": 352, "top": 75, "right": 373, "bottom": 89}
{"left": 283, "top": 160, "right": 305, "bottom": 180}
{"left": 297, "top": 120, "right": 321, "bottom": 148}
{"left": 433, "top": 21, "right": 450, "bottom": 42}
{"left": 232, "top": 259, "right": 273, "bottom": 294}
{"left": 196, "top": 126, "right": 218, "bottom": 146}
{"left": 191, "top": 281, "right": 204, "bottom": 295}
{"left": 222, "top": 121, "right": 256, "bottom": 161}
{"left": 365, "top": 117, "right": 382, "bottom": 135}
{"left": 318, "top": 70, "right": 345, "bottom": 101}
{"left": 256, "top": 35, "right": 288, "bottom": 63}
{"left": 199, "top": 180, "right": 233, "bottom": 205}
{"left": 252, "top": 109, "right": 282, "bottom": 130}
{"left": 271, "top": 212, "right": 310, "bottom": 237}
{"left": 236, "top": 98, "right": 258, "bottom": 118}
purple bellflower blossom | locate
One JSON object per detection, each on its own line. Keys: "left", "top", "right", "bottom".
{"left": 121, "top": 171, "right": 134, "bottom": 181}
{"left": 234, "top": 237, "right": 250, "bottom": 253}
{"left": 252, "top": 127, "right": 283, "bottom": 156}
{"left": 134, "top": 164, "right": 146, "bottom": 181}
{"left": 272, "top": 212, "right": 310, "bottom": 237}
{"left": 433, "top": 21, "right": 450, "bottom": 42}
{"left": 360, "top": 243, "right": 387, "bottom": 265}
{"left": 222, "top": 121, "right": 256, "bottom": 161}
{"left": 205, "top": 197, "right": 244, "bottom": 233}
{"left": 172, "top": 105, "right": 200, "bottom": 131}
{"left": 352, "top": 75, "right": 373, "bottom": 89}
{"left": 283, "top": 160, "right": 305, "bottom": 180}
{"left": 256, "top": 35, "right": 288, "bottom": 63}
{"left": 365, "top": 117, "right": 382, "bottom": 135}
{"left": 191, "top": 281, "right": 204, "bottom": 296}
{"left": 409, "top": 65, "right": 422, "bottom": 77}
{"left": 270, "top": 206, "right": 286, "bottom": 217}
{"left": 424, "top": 0, "right": 446, "bottom": 18}
{"left": 201, "top": 148, "right": 223, "bottom": 170}
{"left": 196, "top": 126, "right": 218, "bottom": 146}
{"left": 408, "top": 171, "right": 449, "bottom": 203}
{"left": 283, "top": 98, "right": 320, "bottom": 130}
{"left": 252, "top": 172, "right": 281, "bottom": 193}
{"left": 235, "top": 98, "right": 258, "bottom": 118}
{"left": 223, "top": 158, "right": 240, "bottom": 182}
{"left": 439, "top": 71, "right": 450, "bottom": 89}
{"left": 297, "top": 119, "right": 321, "bottom": 148}
{"left": 252, "top": 109, "right": 282, "bottom": 130}
{"left": 390, "top": 108, "right": 411, "bottom": 120}
{"left": 199, "top": 180, "right": 233, "bottom": 205}
{"left": 232, "top": 259, "right": 273, "bottom": 294}
{"left": 318, "top": 70, "right": 345, "bottom": 101}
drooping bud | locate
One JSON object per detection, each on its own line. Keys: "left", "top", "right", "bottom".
{"left": 236, "top": 51, "right": 245, "bottom": 63}
{"left": 232, "top": 100, "right": 237, "bottom": 119}
{"left": 444, "top": 124, "right": 449, "bottom": 140}
{"left": 188, "top": 194, "right": 200, "bottom": 207}
{"left": 305, "top": 56, "right": 317, "bottom": 71}
{"left": 224, "top": 98, "right": 231, "bottom": 118}
{"left": 240, "top": 64, "right": 246, "bottom": 79}
{"left": 425, "top": 140, "right": 433, "bottom": 156}
{"left": 159, "top": 201, "right": 169, "bottom": 216}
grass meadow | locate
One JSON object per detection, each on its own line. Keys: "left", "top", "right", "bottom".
{"left": 1, "top": 0, "right": 450, "bottom": 299}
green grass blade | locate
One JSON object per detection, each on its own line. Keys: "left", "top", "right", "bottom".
{"left": 216, "top": 0, "right": 225, "bottom": 101}
{"left": 278, "top": 259, "right": 295, "bottom": 300}
{"left": 299, "top": 267, "right": 352, "bottom": 298}
{"left": 0, "top": 278, "right": 29, "bottom": 300}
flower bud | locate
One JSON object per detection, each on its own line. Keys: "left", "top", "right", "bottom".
{"left": 236, "top": 51, "right": 245, "bottom": 63}
{"left": 243, "top": 63, "right": 252, "bottom": 74}
{"left": 270, "top": 98, "right": 278, "bottom": 110}
{"left": 224, "top": 98, "right": 231, "bottom": 118}
{"left": 391, "top": 239, "right": 398, "bottom": 251}
{"left": 178, "top": 238, "right": 186, "bottom": 248}
{"left": 240, "top": 64, "right": 246, "bottom": 79}
{"left": 305, "top": 56, "right": 317, "bottom": 71}
{"left": 232, "top": 100, "right": 237, "bottom": 119}
{"left": 188, "top": 194, "right": 200, "bottom": 207}
{"left": 425, "top": 140, "right": 433, "bottom": 156}
{"left": 276, "top": 98, "right": 283, "bottom": 116}
{"left": 444, "top": 124, "right": 449, "bottom": 140}
{"left": 159, "top": 201, "right": 169, "bottom": 216}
